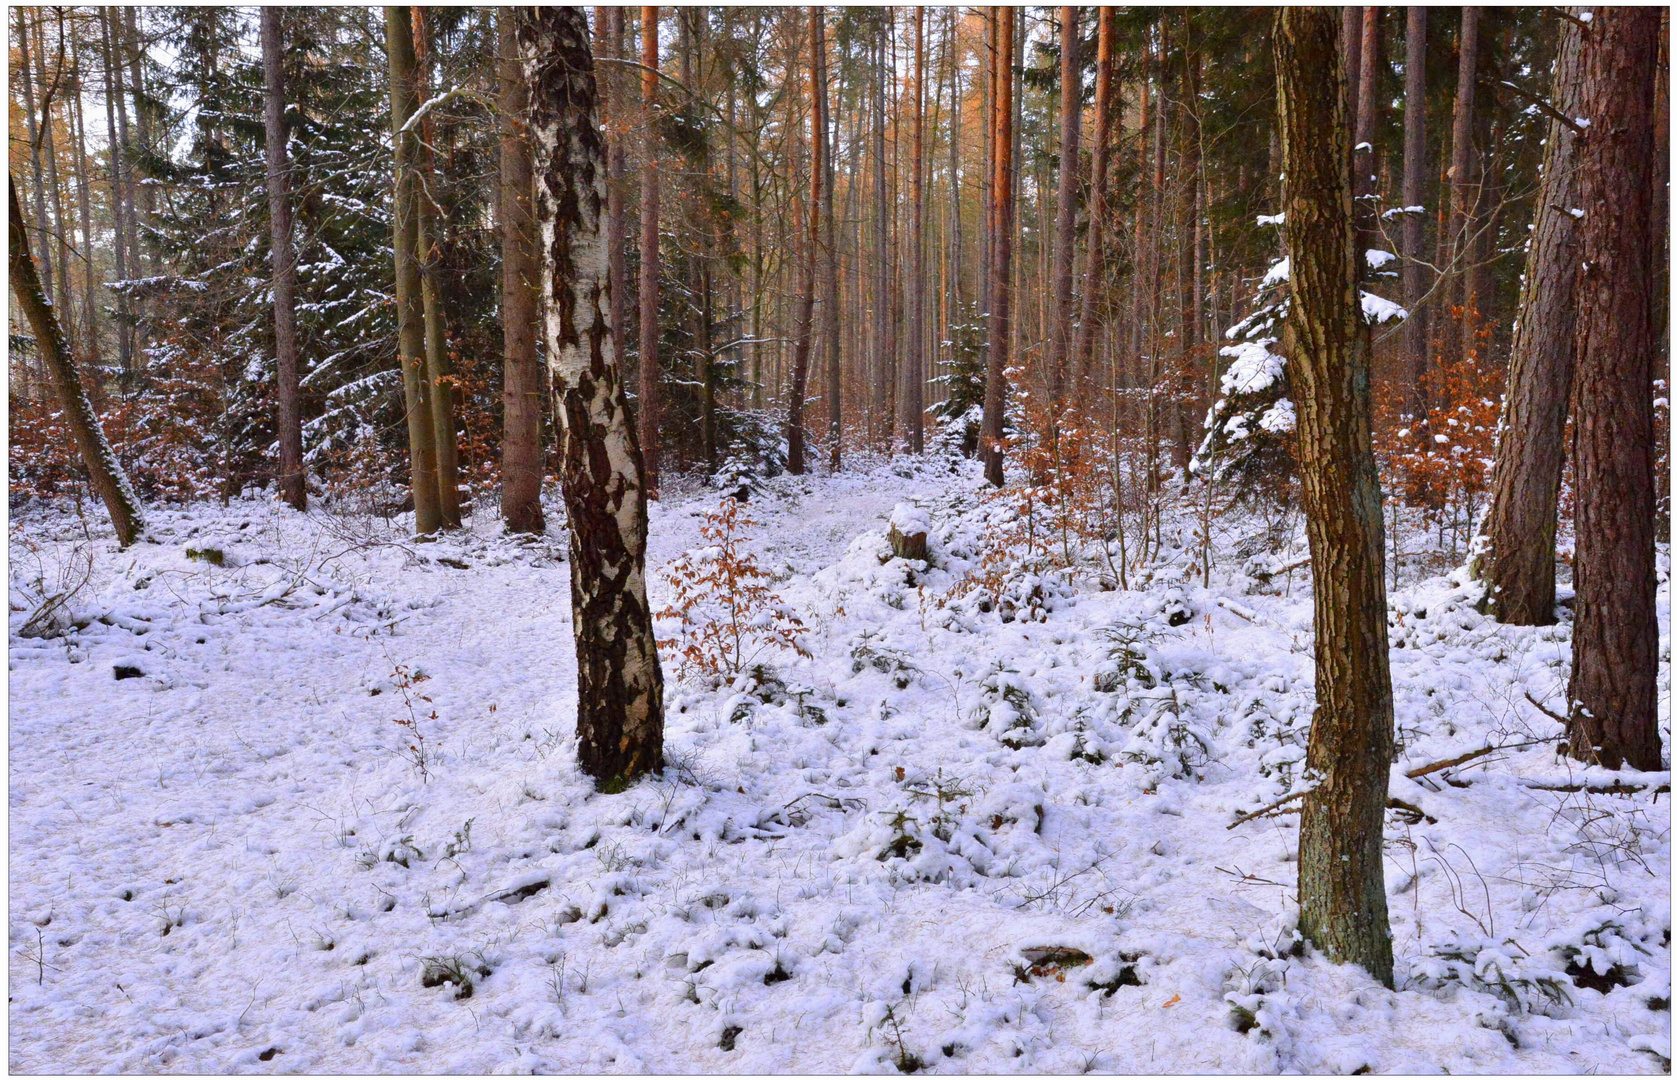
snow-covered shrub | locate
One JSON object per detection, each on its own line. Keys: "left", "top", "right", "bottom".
{"left": 1409, "top": 932, "right": 1575, "bottom": 1016}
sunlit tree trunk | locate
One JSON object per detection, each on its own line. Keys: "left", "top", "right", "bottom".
{"left": 521, "top": 7, "right": 667, "bottom": 788}
{"left": 1275, "top": 7, "right": 1396, "bottom": 989}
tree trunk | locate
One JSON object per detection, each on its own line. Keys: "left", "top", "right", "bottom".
{"left": 386, "top": 5, "right": 442, "bottom": 536}
{"left": 871, "top": 12, "right": 892, "bottom": 449}
{"left": 820, "top": 11, "right": 843, "bottom": 467}
{"left": 1274, "top": 7, "right": 1396, "bottom": 989}
{"left": 499, "top": 10, "right": 546, "bottom": 534}
{"left": 1475, "top": 11, "right": 1584, "bottom": 625}
{"left": 1567, "top": 6, "right": 1662, "bottom": 772}
{"left": 520, "top": 8, "right": 667, "bottom": 789}
{"left": 905, "top": 6, "right": 926, "bottom": 454}
{"left": 100, "top": 9, "right": 134, "bottom": 379}
{"left": 123, "top": 7, "right": 155, "bottom": 275}
{"left": 637, "top": 7, "right": 662, "bottom": 494}
{"left": 1445, "top": 6, "right": 1480, "bottom": 354}
{"left": 262, "top": 9, "right": 307, "bottom": 511}
{"left": 69, "top": 31, "right": 100, "bottom": 362}
{"left": 787, "top": 8, "right": 824, "bottom": 476}
{"left": 412, "top": 10, "right": 461, "bottom": 530}
{"left": 16, "top": 9, "right": 53, "bottom": 311}
{"left": 1174, "top": 16, "right": 1202, "bottom": 474}
{"left": 1074, "top": 10, "right": 1116, "bottom": 395}
{"left": 980, "top": 6, "right": 1015, "bottom": 488}
{"left": 1400, "top": 6, "right": 1429, "bottom": 416}
{"left": 10, "top": 176, "right": 145, "bottom": 547}
{"left": 1046, "top": 6, "right": 1080, "bottom": 410}
{"left": 603, "top": 9, "right": 629, "bottom": 380}
{"left": 1352, "top": 6, "right": 1380, "bottom": 261}
{"left": 1342, "top": 6, "right": 1364, "bottom": 136}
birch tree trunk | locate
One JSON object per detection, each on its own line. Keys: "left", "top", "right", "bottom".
{"left": 1567, "top": 6, "right": 1662, "bottom": 772}
{"left": 386, "top": 5, "right": 442, "bottom": 535}
{"left": 1475, "top": 12, "right": 1584, "bottom": 625}
{"left": 263, "top": 9, "right": 307, "bottom": 511}
{"left": 10, "top": 176, "right": 146, "bottom": 548}
{"left": 521, "top": 7, "right": 667, "bottom": 789}
{"left": 1274, "top": 7, "right": 1396, "bottom": 988}
{"left": 499, "top": 10, "right": 546, "bottom": 535}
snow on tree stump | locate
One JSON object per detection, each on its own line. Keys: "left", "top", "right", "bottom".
{"left": 888, "top": 503, "right": 931, "bottom": 563}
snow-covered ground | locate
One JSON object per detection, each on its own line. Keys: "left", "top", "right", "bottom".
{"left": 9, "top": 457, "right": 1671, "bottom": 1073}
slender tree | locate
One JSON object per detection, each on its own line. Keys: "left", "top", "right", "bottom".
{"left": 1567, "top": 6, "right": 1662, "bottom": 772}
{"left": 1475, "top": 11, "right": 1585, "bottom": 625}
{"left": 980, "top": 5, "right": 1014, "bottom": 488}
{"left": 10, "top": 176, "right": 146, "bottom": 547}
{"left": 1072, "top": 8, "right": 1117, "bottom": 391}
{"left": 1351, "top": 7, "right": 1380, "bottom": 259}
{"left": 386, "top": 5, "right": 442, "bottom": 535}
{"left": 1274, "top": 6, "right": 1396, "bottom": 988}
{"left": 500, "top": 10, "right": 546, "bottom": 535}
{"left": 905, "top": 6, "right": 926, "bottom": 454}
{"left": 786, "top": 7, "right": 824, "bottom": 475}
{"left": 637, "top": 7, "right": 662, "bottom": 494}
{"left": 262, "top": 9, "right": 306, "bottom": 511}
{"left": 1046, "top": 6, "right": 1080, "bottom": 408}
{"left": 412, "top": 10, "right": 461, "bottom": 530}
{"left": 1444, "top": 6, "right": 1480, "bottom": 351}
{"left": 1400, "top": 6, "right": 1429, "bottom": 415}
{"left": 521, "top": 7, "right": 666, "bottom": 789}
{"left": 820, "top": 9, "right": 844, "bottom": 467}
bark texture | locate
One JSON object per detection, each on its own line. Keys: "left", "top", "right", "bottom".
{"left": 980, "top": 5, "right": 1015, "bottom": 489}
{"left": 10, "top": 176, "right": 146, "bottom": 547}
{"left": 262, "top": 9, "right": 306, "bottom": 511}
{"left": 1567, "top": 6, "right": 1662, "bottom": 772}
{"left": 499, "top": 11, "right": 546, "bottom": 535}
{"left": 1274, "top": 7, "right": 1396, "bottom": 988}
{"left": 521, "top": 8, "right": 667, "bottom": 787}
{"left": 386, "top": 6, "right": 442, "bottom": 535}
{"left": 1476, "top": 12, "right": 1585, "bottom": 626}
{"left": 413, "top": 11, "right": 461, "bottom": 530}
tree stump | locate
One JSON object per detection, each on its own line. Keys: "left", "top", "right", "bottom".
{"left": 888, "top": 503, "right": 931, "bottom": 562}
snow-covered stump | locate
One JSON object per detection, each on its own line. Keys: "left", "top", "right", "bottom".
{"left": 888, "top": 503, "right": 930, "bottom": 563}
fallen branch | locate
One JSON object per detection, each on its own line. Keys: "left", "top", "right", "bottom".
{"left": 1226, "top": 788, "right": 1310, "bottom": 829}
{"left": 1523, "top": 689, "right": 1569, "bottom": 725}
{"left": 1404, "top": 745, "right": 1497, "bottom": 780}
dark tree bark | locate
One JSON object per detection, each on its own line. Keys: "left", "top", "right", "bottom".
{"left": 499, "top": 10, "right": 546, "bottom": 535}
{"left": 10, "top": 176, "right": 146, "bottom": 548}
{"left": 905, "top": 6, "right": 926, "bottom": 454}
{"left": 786, "top": 7, "right": 825, "bottom": 476}
{"left": 820, "top": 10, "right": 844, "bottom": 466}
{"left": 412, "top": 11, "right": 461, "bottom": 530}
{"left": 1400, "top": 6, "right": 1429, "bottom": 416}
{"left": 1475, "top": 11, "right": 1585, "bottom": 625}
{"left": 980, "top": 5, "right": 1015, "bottom": 488}
{"left": 1046, "top": 5, "right": 1080, "bottom": 409}
{"left": 386, "top": 5, "right": 442, "bottom": 535}
{"left": 871, "top": 12, "right": 892, "bottom": 450}
{"left": 1071, "top": 7, "right": 1117, "bottom": 390}
{"left": 637, "top": 7, "right": 662, "bottom": 494}
{"left": 262, "top": 9, "right": 306, "bottom": 511}
{"left": 1174, "top": 15, "right": 1202, "bottom": 474}
{"left": 1567, "top": 6, "right": 1662, "bottom": 772}
{"left": 1352, "top": 6, "right": 1380, "bottom": 261}
{"left": 1342, "top": 6, "right": 1364, "bottom": 136}
{"left": 1274, "top": 7, "right": 1396, "bottom": 988}
{"left": 521, "top": 7, "right": 667, "bottom": 789}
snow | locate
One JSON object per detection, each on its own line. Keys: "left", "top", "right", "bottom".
{"left": 1365, "top": 249, "right": 1397, "bottom": 270}
{"left": 1261, "top": 257, "right": 1291, "bottom": 289}
{"left": 1219, "top": 339, "right": 1286, "bottom": 397}
{"left": 1361, "top": 291, "right": 1409, "bottom": 324}
{"left": 8, "top": 457, "right": 1670, "bottom": 1073}
{"left": 889, "top": 502, "right": 932, "bottom": 538}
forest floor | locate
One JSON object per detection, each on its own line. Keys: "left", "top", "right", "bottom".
{"left": 8, "top": 453, "right": 1672, "bottom": 1074}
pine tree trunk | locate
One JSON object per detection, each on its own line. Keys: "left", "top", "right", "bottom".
{"left": 1174, "top": 17, "right": 1202, "bottom": 474}
{"left": 820, "top": 11, "right": 843, "bottom": 467}
{"left": 40, "top": 16, "right": 74, "bottom": 357}
{"left": 521, "top": 8, "right": 667, "bottom": 789}
{"left": 10, "top": 176, "right": 145, "bottom": 547}
{"left": 1567, "top": 6, "right": 1662, "bottom": 772}
{"left": 123, "top": 7, "right": 154, "bottom": 275}
{"left": 1342, "top": 7, "right": 1364, "bottom": 136}
{"left": 412, "top": 10, "right": 461, "bottom": 530}
{"left": 1400, "top": 6, "right": 1429, "bottom": 417}
{"left": 871, "top": 13, "right": 892, "bottom": 450}
{"left": 1047, "top": 6, "right": 1080, "bottom": 410}
{"left": 786, "top": 8, "right": 824, "bottom": 477}
{"left": 1072, "top": 7, "right": 1116, "bottom": 392}
{"left": 1352, "top": 7, "right": 1380, "bottom": 260}
{"left": 981, "top": 5, "right": 1014, "bottom": 489}
{"left": 262, "top": 9, "right": 307, "bottom": 511}
{"left": 1274, "top": 7, "right": 1396, "bottom": 988}
{"left": 1476, "top": 12, "right": 1584, "bottom": 625}
{"left": 905, "top": 7, "right": 926, "bottom": 455}
{"left": 499, "top": 10, "right": 546, "bottom": 535}
{"left": 637, "top": 7, "right": 662, "bottom": 494}
{"left": 386, "top": 5, "right": 442, "bottom": 535}
{"left": 1445, "top": 7, "right": 1480, "bottom": 356}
